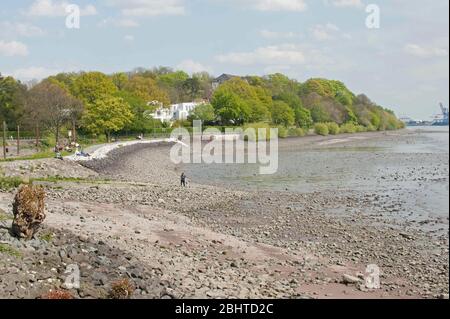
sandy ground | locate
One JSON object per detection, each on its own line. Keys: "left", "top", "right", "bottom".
{"left": 0, "top": 130, "right": 448, "bottom": 299}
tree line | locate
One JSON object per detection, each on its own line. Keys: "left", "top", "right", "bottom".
{"left": 0, "top": 68, "right": 404, "bottom": 146}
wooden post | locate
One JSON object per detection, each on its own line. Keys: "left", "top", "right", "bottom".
{"left": 17, "top": 125, "right": 20, "bottom": 156}
{"left": 2, "top": 121, "right": 6, "bottom": 160}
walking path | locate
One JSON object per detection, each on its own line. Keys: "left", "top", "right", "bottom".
{"left": 65, "top": 138, "right": 178, "bottom": 162}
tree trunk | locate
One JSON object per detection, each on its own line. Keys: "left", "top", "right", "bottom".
{"left": 55, "top": 125, "right": 60, "bottom": 149}
{"left": 35, "top": 125, "right": 40, "bottom": 148}
{"left": 17, "top": 125, "right": 20, "bottom": 156}
{"left": 72, "top": 119, "right": 77, "bottom": 143}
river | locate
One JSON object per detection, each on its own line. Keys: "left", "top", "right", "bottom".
{"left": 185, "top": 127, "right": 449, "bottom": 234}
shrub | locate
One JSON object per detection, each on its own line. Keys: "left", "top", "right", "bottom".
{"left": 288, "top": 127, "right": 306, "bottom": 137}
{"left": 340, "top": 122, "right": 357, "bottom": 134}
{"left": 326, "top": 122, "right": 340, "bottom": 135}
{"left": 41, "top": 290, "right": 74, "bottom": 300}
{"left": 12, "top": 185, "right": 46, "bottom": 240}
{"left": 242, "top": 123, "right": 274, "bottom": 141}
{"left": 314, "top": 123, "right": 329, "bottom": 136}
{"left": 356, "top": 125, "right": 367, "bottom": 133}
{"left": 109, "top": 279, "right": 135, "bottom": 299}
{"left": 366, "top": 124, "right": 377, "bottom": 132}
{"left": 277, "top": 126, "right": 288, "bottom": 138}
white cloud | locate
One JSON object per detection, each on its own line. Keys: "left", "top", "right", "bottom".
{"left": 177, "top": 60, "right": 212, "bottom": 74}
{"left": 260, "top": 29, "right": 299, "bottom": 39}
{"left": 106, "top": 0, "right": 185, "bottom": 17}
{"left": 310, "top": 23, "right": 350, "bottom": 41}
{"left": 251, "top": 0, "right": 307, "bottom": 11}
{"left": 0, "top": 22, "right": 45, "bottom": 38}
{"left": 216, "top": 44, "right": 306, "bottom": 65}
{"left": 117, "top": 19, "right": 140, "bottom": 28}
{"left": 326, "top": 0, "right": 363, "bottom": 8}
{"left": 404, "top": 44, "right": 449, "bottom": 58}
{"left": 225, "top": 0, "right": 307, "bottom": 11}
{"left": 26, "top": 0, "right": 97, "bottom": 17}
{"left": 98, "top": 18, "right": 140, "bottom": 28}
{"left": 9, "top": 67, "right": 60, "bottom": 80}
{"left": 0, "top": 41, "right": 29, "bottom": 57}
{"left": 124, "top": 35, "right": 135, "bottom": 42}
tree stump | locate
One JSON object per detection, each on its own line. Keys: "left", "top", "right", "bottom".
{"left": 12, "top": 185, "right": 46, "bottom": 240}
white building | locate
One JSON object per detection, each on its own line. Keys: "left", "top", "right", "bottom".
{"left": 150, "top": 102, "right": 204, "bottom": 123}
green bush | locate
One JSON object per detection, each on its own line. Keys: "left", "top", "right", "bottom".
{"left": 356, "top": 125, "right": 367, "bottom": 133}
{"left": 326, "top": 122, "right": 340, "bottom": 135}
{"left": 288, "top": 127, "right": 306, "bottom": 137}
{"left": 242, "top": 122, "right": 274, "bottom": 141}
{"left": 340, "top": 122, "right": 357, "bottom": 134}
{"left": 277, "top": 126, "right": 289, "bottom": 138}
{"left": 314, "top": 123, "right": 329, "bottom": 136}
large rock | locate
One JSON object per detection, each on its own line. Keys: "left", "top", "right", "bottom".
{"left": 342, "top": 274, "right": 362, "bottom": 285}
{"left": 11, "top": 185, "right": 46, "bottom": 240}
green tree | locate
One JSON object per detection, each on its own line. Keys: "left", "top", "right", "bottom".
{"left": 264, "top": 73, "right": 301, "bottom": 97}
{"left": 115, "top": 91, "right": 154, "bottom": 133}
{"left": 82, "top": 95, "right": 133, "bottom": 141}
{"left": 124, "top": 76, "right": 170, "bottom": 106}
{"left": 274, "top": 91, "right": 303, "bottom": 109}
{"left": 26, "top": 81, "right": 83, "bottom": 146}
{"left": 73, "top": 72, "right": 118, "bottom": 104}
{"left": 111, "top": 72, "right": 129, "bottom": 90}
{"left": 211, "top": 90, "right": 249, "bottom": 125}
{"left": 214, "top": 78, "right": 271, "bottom": 123}
{"left": 294, "top": 106, "right": 313, "bottom": 129}
{"left": 301, "top": 78, "right": 354, "bottom": 106}
{"left": 46, "top": 73, "right": 78, "bottom": 93}
{"left": 157, "top": 71, "right": 190, "bottom": 103}
{"left": 310, "top": 104, "right": 331, "bottom": 123}
{"left": 0, "top": 75, "right": 27, "bottom": 127}
{"left": 188, "top": 103, "right": 216, "bottom": 123}
{"left": 271, "top": 101, "right": 295, "bottom": 127}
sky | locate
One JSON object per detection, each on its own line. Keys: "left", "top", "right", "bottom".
{"left": 0, "top": 0, "right": 448, "bottom": 120}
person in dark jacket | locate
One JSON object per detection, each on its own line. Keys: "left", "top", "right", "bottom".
{"left": 180, "top": 173, "right": 187, "bottom": 187}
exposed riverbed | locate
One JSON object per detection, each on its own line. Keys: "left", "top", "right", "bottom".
{"left": 185, "top": 127, "right": 449, "bottom": 236}
{"left": 0, "top": 129, "right": 448, "bottom": 299}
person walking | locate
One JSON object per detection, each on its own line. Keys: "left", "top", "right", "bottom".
{"left": 180, "top": 172, "right": 187, "bottom": 187}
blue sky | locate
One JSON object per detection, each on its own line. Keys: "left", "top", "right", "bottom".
{"left": 0, "top": 0, "right": 448, "bottom": 119}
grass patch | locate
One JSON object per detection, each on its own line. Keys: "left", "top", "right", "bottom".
{"left": 0, "top": 210, "right": 13, "bottom": 222}
{"left": 39, "top": 232, "right": 54, "bottom": 243}
{"left": 32, "top": 176, "right": 89, "bottom": 183}
{"left": 32, "top": 176, "right": 110, "bottom": 185}
{"left": 0, "top": 151, "right": 71, "bottom": 163}
{"left": 0, "top": 176, "right": 26, "bottom": 191}
{"left": 0, "top": 243, "right": 21, "bottom": 258}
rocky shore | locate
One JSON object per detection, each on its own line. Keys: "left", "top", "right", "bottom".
{"left": 0, "top": 131, "right": 448, "bottom": 299}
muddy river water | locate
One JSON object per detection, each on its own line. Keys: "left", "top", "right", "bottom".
{"left": 186, "top": 127, "right": 449, "bottom": 235}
